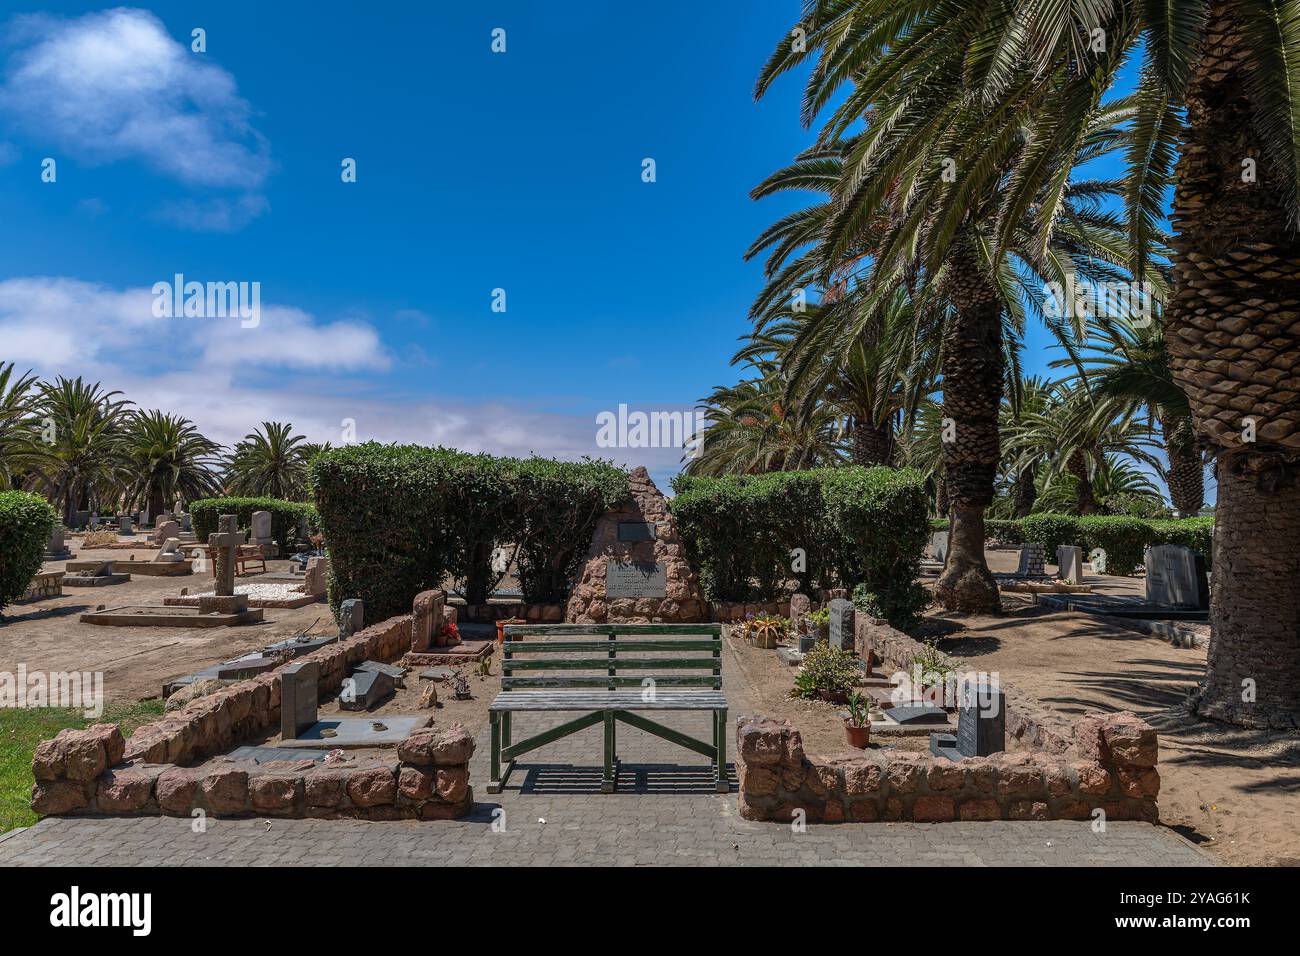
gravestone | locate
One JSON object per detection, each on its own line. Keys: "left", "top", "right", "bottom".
{"left": 339, "top": 667, "right": 394, "bottom": 711}
{"left": 179, "top": 512, "right": 192, "bottom": 533}
{"left": 828, "top": 598, "right": 855, "bottom": 651}
{"left": 303, "top": 555, "right": 330, "bottom": 597}
{"left": 1144, "top": 545, "right": 1209, "bottom": 609}
{"left": 153, "top": 538, "right": 184, "bottom": 563}
{"left": 280, "top": 660, "right": 319, "bottom": 740}
{"left": 152, "top": 519, "right": 180, "bottom": 545}
{"left": 339, "top": 598, "right": 364, "bottom": 639}
{"left": 46, "top": 527, "right": 72, "bottom": 560}
{"left": 931, "top": 531, "right": 949, "bottom": 564}
{"left": 210, "top": 515, "right": 240, "bottom": 598}
{"left": 250, "top": 510, "right": 273, "bottom": 549}
{"left": 1056, "top": 545, "right": 1084, "bottom": 584}
{"left": 1016, "top": 543, "right": 1046, "bottom": 576}
{"left": 410, "top": 589, "right": 443, "bottom": 652}
{"left": 1089, "top": 548, "right": 1107, "bottom": 575}
{"left": 565, "top": 467, "right": 705, "bottom": 623}
{"left": 789, "top": 593, "right": 811, "bottom": 635}
{"left": 357, "top": 659, "right": 407, "bottom": 687}
{"left": 929, "top": 683, "right": 1006, "bottom": 761}
{"left": 90, "top": 512, "right": 100, "bottom": 531}
{"left": 118, "top": 516, "right": 133, "bottom": 535}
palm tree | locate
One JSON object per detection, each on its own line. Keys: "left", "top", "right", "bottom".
{"left": 225, "top": 422, "right": 312, "bottom": 500}
{"left": 1033, "top": 454, "right": 1166, "bottom": 516}
{"left": 686, "top": 363, "right": 844, "bottom": 476}
{"left": 123, "top": 411, "right": 225, "bottom": 515}
{"left": 1061, "top": 315, "right": 1205, "bottom": 515}
{"left": 753, "top": 19, "right": 1145, "bottom": 612}
{"left": 26, "top": 377, "right": 131, "bottom": 523}
{"left": 999, "top": 375, "right": 1053, "bottom": 517}
{"left": 0, "top": 363, "right": 41, "bottom": 489}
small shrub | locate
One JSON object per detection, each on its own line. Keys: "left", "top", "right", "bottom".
{"left": 0, "top": 491, "right": 57, "bottom": 614}
{"left": 1078, "top": 516, "right": 1152, "bottom": 577}
{"left": 793, "top": 643, "right": 860, "bottom": 699}
{"left": 853, "top": 580, "right": 932, "bottom": 631}
{"left": 984, "top": 518, "right": 1024, "bottom": 547}
{"left": 913, "top": 640, "right": 955, "bottom": 688}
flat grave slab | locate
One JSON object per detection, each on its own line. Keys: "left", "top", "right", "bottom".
{"left": 164, "top": 582, "right": 319, "bottom": 609}
{"left": 278, "top": 715, "right": 431, "bottom": 749}
{"left": 79, "top": 604, "right": 265, "bottom": 628}
{"left": 404, "top": 639, "right": 494, "bottom": 666}
{"left": 357, "top": 660, "right": 407, "bottom": 687}
{"left": 216, "top": 655, "right": 280, "bottom": 680}
{"left": 417, "top": 667, "right": 457, "bottom": 681}
{"left": 870, "top": 704, "right": 955, "bottom": 736}
{"left": 227, "top": 746, "right": 327, "bottom": 764}
{"left": 776, "top": 647, "right": 804, "bottom": 666}
{"left": 83, "top": 560, "right": 193, "bottom": 577}
{"left": 262, "top": 635, "right": 336, "bottom": 658}
{"left": 63, "top": 573, "right": 131, "bottom": 587}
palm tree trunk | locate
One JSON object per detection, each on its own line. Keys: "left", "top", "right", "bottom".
{"left": 1067, "top": 450, "right": 1100, "bottom": 515}
{"left": 1161, "top": 414, "right": 1203, "bottom": 515}
{"left": 851, "top": 414, "right": 894, "bottom": 466}
{"left": 1167, "top": 2, "right": 1300, "bottom": 728}
{"left": 1012, "top": 465, "right": 1037, "bottom": 517}
{"left": 934, "top": 248, "right": 1002, "bottom": 613}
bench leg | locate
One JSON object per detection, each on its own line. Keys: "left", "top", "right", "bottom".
{"left": 715, "top": 708, "right": 729, "bottom": 793}
{"left": 488, "top": 711, "right": 503, "bottom": 794}
{"left": 602, "top": 710, "right": 617, "bottom": 793}
{"left": 503, "top": 710, "right": 512, "bottom": 749}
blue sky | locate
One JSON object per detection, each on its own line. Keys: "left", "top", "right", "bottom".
{"left": 0, "top": 3, "right": 1202, "bottom": 499}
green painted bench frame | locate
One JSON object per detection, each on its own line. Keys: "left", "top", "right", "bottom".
{"left": 487, "top": 623, "right": 728, "bottom": 794}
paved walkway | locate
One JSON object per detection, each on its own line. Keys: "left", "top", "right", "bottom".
{"left": 0, "top": 712, "right": 1210, "bottom": 866}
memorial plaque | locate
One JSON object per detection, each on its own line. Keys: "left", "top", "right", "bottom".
{"left": 605, "top": 560, "right": 667, "bottom": 598}
{"left": 931, "top": 684, "right": 1005, "bottom": 760}
{"left": 616, "top": 520, "right": 657, "bottom": 542}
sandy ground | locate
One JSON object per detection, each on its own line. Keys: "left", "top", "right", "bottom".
{"left": 1, "top": 537, "right": 333, "bottom": 703}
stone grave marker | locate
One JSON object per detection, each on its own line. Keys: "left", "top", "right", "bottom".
{"left": 931, "top": 531, "right": 949, "bottom": 564}
{"left": 1089, "top": 548, "right": 1107, "bottom": 574}
{"left": 357, "top": 659, "right": 407, "bottom": 688}
{"left": 46, "top": 527, "right": 72, "bottom": 559}
{"left": 605, "top": 560, "right": 667, "bottom": 598}
{"left": 828, "top": 598, "right": 855, "bottom": 651}
{"left": 929, "top": 683, "right": 1006, "bottom": 761}
{"left": 211, "top": 514, "right": 240, "bottom": 598}
{"left": 339, "top": 598, "right": 364, "bottom": 639}
{"left": 280, "top": 660, "right": 319, "bottom": 740}
{"left": 118, "top": 515, "right": 133, "bottom": 535}
{"left": 303, "top": 555, "right": 330, "bottom": 597}
{"left": 410, "top": 589, "right": 442, "bottom": 651}
{"left": 152, "top": 519, "right": 179, "bottom": 545}
{"left": 1145, "top": 545, "right": 1209, "bottom": 609}
{"left": 339, "top": 667, "right": 394, "bottom": 711}
{"left": 1056, "top": 545, "right": 1084, "bottom": 584}
{"left": 789, "top": 593, "right": 810, "bottom": 634}
{"left": 1016, "top": 543, "right": 1046, "bottom": 576}
{"left": 250, "top": 510, "right": 273, "bottom": 550}
{"left": 153, "top": 538, "right": 184, "bottom": 563}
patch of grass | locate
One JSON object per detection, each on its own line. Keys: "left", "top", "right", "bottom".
{"left": 0, "top": 699, "right": 164, "bottom": 833}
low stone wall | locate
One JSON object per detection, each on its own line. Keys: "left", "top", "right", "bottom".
{"left": 31, "top": 603, "right": 477, "bottom": 821}
{"left": 21, "top": 570, "right": 64, "bottom": 601}
{"left": 855, "top": 618, "right": 1073, "bottom": 753}
{"left": 32, "top": 723, "right": 474, "bottom": 821}
{"left": 710, "top": 600, "right": 790, "bottom": 622}
{"left": 735, "top": 711, "right": 1159, "bottom": 824}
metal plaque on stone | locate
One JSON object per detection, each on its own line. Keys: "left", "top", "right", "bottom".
{"left": 606, "top": 560, "right": 667, "bottom": 598}
{"left": 616, "top": 521, "right": 658, "bottom": 542}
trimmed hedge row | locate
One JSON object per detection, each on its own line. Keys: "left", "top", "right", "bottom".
{"left": 190, "top": 497, "right": 319, "bottom": 556}
{"left": 0, "top": 490, "right": 57, "bottom": 613}
{"left": 308, "top": 444, "right": 626, "bottom": 621}
{"left": 670, "top": 466, "right": 930, "bottom": 628}
{"left": 1014, "top": 513, "right": 1214, "bottom": 576}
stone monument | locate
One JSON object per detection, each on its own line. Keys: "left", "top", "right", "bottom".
{"left": 828, "top": 598, "right": 855, "bottom": 651}
{"left": 250, "top": 510, "right": 273, "bottom": 552}
{"left": 565, "top": 466, "right": 706, "bottom": 623}
{"left": 1056, "top": 545, "right": 1084, "bottom": 584}
{"left": 1145, "top": 545, "right": 1210, "bottom": 609}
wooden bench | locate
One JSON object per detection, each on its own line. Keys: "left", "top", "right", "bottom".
{"left": 205, "top": 543, "right": 267, "bottom": 576}
{"left": 488, "top": 623, "right": 728, "bottom": 794}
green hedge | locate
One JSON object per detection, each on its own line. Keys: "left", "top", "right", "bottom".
{"left": 0, "top": 491, "right": 57, "bottom": 613}
{"left": 670, "top": 466, "right": 930, "bottom": 629}
{"left": 1011, "top": 512, "right": 1214, "bottom": 576}
{"left": 984, "top": 518, "right": 1024, "bottom": 547}
{"left": 190, "top": 497, "right": 318, "bottom": 556}
{"left": 309, "top": 444, "right": 625, "bottom": 621}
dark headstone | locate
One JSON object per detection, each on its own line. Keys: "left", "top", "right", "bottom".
{"left": 1145, "top": 545, "right": 1209, "bottom": 609}
{"left": 886, "top": 705, "right": 949, "bottom": 725}
{"left": 930, "top": 683, "right": 1005, "bottom": 760}
{"left": 216, "top": 655, "right": 279, "bottom": 680}
{"left": 281, "top": 660, "right": 319, "bottom": 740}
{"left": 339, "top": 668, "right": 394, "bottom": 711}
{"left": 828, "top": 598, "right": 855, "bottom": 651}
{"left": 262, "top": 634, "right": 336, "bottom": 659}
{"left": 357, "top": 659, "right": 407, "bottom": 688}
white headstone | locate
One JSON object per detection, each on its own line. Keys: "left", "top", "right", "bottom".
{"left": 153, "top": 538, "right": 185, "bottom": 563}
{"left": 1056, "top": 545, "right": 1083, "bottom": 584}
{"left": 250, "top": 510, "right": 273, "bottom": 546}
{"left": 1088, "top": 548, "right": 1107, "bottom": 575}
{"left": 930, "top": 531, "right": 949, "bottom": 564}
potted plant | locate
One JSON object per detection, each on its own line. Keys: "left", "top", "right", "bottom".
{"left": 749, "top": 613, "right": 789, "bottom": 649}
{"left": 844, "top": 691, "right": 873, "bottom": 748}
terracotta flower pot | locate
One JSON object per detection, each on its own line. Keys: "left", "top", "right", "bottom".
{"left": 844, "top": 720, "right": 871, "bottom": 749}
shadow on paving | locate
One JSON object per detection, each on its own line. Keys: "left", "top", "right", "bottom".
{"left": 506, "top": 762, "right": 739, "bottom": 795}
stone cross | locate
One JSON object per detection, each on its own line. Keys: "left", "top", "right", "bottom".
{"left": 210, "top": 514, "right": 240, "bottom": 597}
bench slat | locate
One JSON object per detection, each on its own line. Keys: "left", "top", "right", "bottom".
{"left": 503, "top": 658, "right": 720, "bottom": 672}
{"left": 502, "top": 640, "right": 719, "bottom": 654}
{"left": 490, "top": 690, "right": 727, "bottom": 711}
{"left": 502, "top": 675, "right": 720, "bottom": 689}
{"left": 503, "top": 624, "right": 722, "bottom": 637}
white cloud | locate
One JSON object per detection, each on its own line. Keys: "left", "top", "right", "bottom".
{"left": 0, "top": 8, "right": 269, "bottom": 229}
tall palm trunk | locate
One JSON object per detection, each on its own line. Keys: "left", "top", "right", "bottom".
{"left": 1167, "top": 3, "right": 1300, "bottom": 729}
{"left": 1012, "top": 465, "right": 1037, "bottom": 517}
{"left": 1161, "top": 414, "right": 1204, "bottom": 515}
{"left": 851, "top": 414, "right": 894, "bottom": 466}
{"left": 1067, "top": 449, "right": 1100, "bottom": 515}
{"left": 934, "top": 249, "right": 1002, "bottom": 613}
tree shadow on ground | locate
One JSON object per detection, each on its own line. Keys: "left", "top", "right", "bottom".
{"left": 0, "top": 604, "right": 90, "bottom": 625}
{"left": 507, "top": 762, "right": 737, "bottom": 796}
